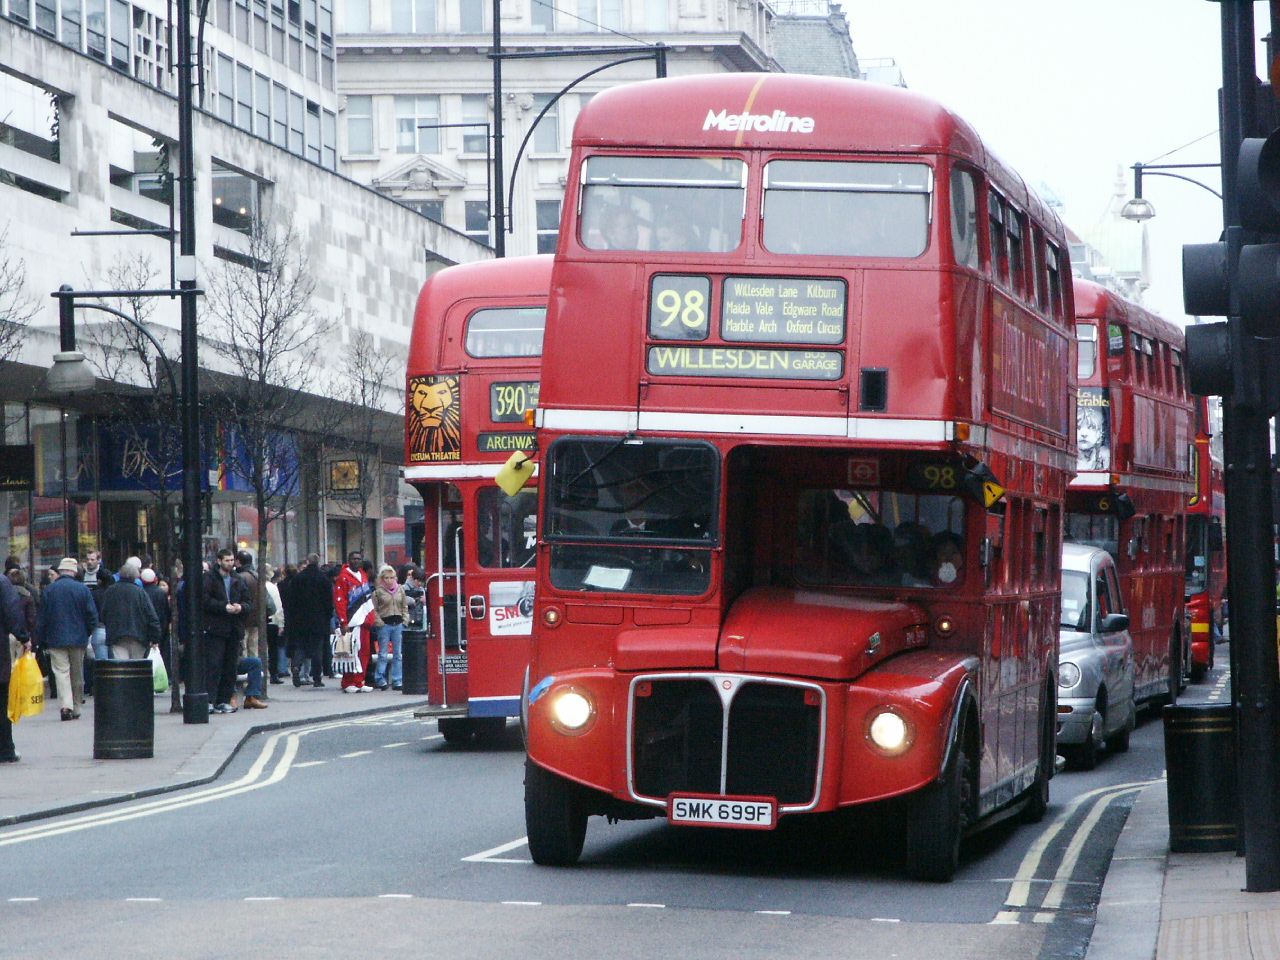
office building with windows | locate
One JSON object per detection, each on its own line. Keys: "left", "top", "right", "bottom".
{"left": 0, "top": 14, "right": 489, "bottom": 574}
{"left": 335, "top": 0, "right": 783, "bottom": 255}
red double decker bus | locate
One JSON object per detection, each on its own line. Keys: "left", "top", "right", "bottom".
{"left": 1185, "top": 396, "right": 1225, "bottom": 680}
{"left": 1066, "top": 278, "right": 1194, "bottom": 705}
{"left": 521, "top": 74, "right": 1074, "bottom": 881}
{"left": 405, "top": 255, "right": 549, "bottom": 743}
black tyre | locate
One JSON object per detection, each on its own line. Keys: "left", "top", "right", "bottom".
{"left": 473, "top": 717, "right": 507, "bottom": 744}
{"left": 1169, "top": 632, "right": 1185, "bottom": 701}
{"left": 525, "top": 758, "right": 588, "bottom": 866}
{"left": 439, "top": 718, "right": 473, "bottom": 744}
{"left": 1190, "top": 660, "right": 1207, "bottom": 683}
{"left": 1023, "top": 687, "right": 1054, "bottom": 823}
{"left": 1105, "top": 708, "right": 1133, "bottom": 754}
{"left": 905, "top": 721, "right": 971, "bottom": 882}
{"left": 1068, "top": 695, "right": 1105, "bottom": 771}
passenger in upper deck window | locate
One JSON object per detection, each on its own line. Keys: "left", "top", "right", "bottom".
{"left": 655, "top": 220, "right": 699, "bottom": 252}
{"left": 929, "top": 531, "right": 965, "bottom": 586}
{"left": 599, "top": 204, "right": 641, "bottom": 250}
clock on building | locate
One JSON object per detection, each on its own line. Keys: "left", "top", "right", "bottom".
{"left": 329, "top": 459, "right": 360, "bottom": 492}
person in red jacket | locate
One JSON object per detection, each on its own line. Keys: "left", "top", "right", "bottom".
{"left": 333, "top": 552, "right": 371, "bottom": 692}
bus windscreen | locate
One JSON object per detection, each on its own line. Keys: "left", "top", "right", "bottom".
{"left": 580, "top": 156, "right": 746, "bottom": 254}
{"left": 763, "top": 160, "right": 931, "bottom": 258}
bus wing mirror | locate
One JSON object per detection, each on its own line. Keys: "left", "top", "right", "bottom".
{"left": 1100, "top": 612, "right": 1129, "bottom": 634}
{"left": 496, "top": 451, "right": 536, "bottom": 496}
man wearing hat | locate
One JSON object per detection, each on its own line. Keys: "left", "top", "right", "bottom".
{"left": 35, "top": 558, "right": 98, "bottom": 720}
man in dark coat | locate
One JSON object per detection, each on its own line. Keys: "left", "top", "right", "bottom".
{"left": 36, "top": 557, "right": 98, "bottom": 720}
{"left": 0, "top": 569, "right": 31, "bottom": 762}
{"left": 203, "top": 548, "right": 252, "bottom": 713}
{"left": 100, "top": 560, "right": 161, "bottom": 660}
{"left": 288, "top": 553, "right": 334, "bottom": 688}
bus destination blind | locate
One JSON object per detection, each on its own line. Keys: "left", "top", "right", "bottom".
{"left": 721, "top": 276, "right": 845, "bottom": 344}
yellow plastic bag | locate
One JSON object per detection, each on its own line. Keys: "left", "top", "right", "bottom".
{"left": 8, "top": 652, "right": 45, "bottom": 724}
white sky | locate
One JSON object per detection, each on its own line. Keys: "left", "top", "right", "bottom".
{"left": 842, "top": 0, "right": 1272, "bottom": 326}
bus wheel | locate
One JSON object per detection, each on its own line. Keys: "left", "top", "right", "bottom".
{"left": 439, "top": 718, "right": 473, "bottom": 745}
{"left": 1023, "top": 688, "right": 1054, "bottom": 823}
{"left": 525, "top": 759, "right": 588, "bottom": 866}
{"left": 473, "top": 717, "right": 507, "bottom": 744}
{"left": 905, "top": 723, "right": 971, "bottom": 882}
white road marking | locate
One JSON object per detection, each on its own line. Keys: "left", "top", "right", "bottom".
{"left": 0, "top": 716, "right": 377, "bottom": 846}
{"left": 378, "top": 894, "right": 414, "bottom": 899}
{"left": 1039, "top": 787, "right": 1142, "bottom": 913}
{"left": 994, "top": 778, "right": 1156, "bottom": 924}
{"left": 293, "top": 760, "right": 327, "bottom": 768}
{"left": 628, "top": 903, "right": 665, "bottom": 908}
{"left": 870, "top": 918, "right": 901, "bottom": 923}
{"left": 7, "top": 898, "right": 38, "bottom": 902}
{"left": 382, "top": 742, "right": 410, "bottom": 748}
{"left": 755, "top": 910, "right": 791, "bottom": 916}
{"left": 502, "top": 901, "right": 541, "bottom": 906}
{"left": 125, "top": 898, "right": 162, "bottom": 902}
{"left": 340, "top": 750, "right": 373, "bottom": 758}
{"left": 244, "top": 897, "right": 280, "bottom": 901}
{"left": 462, "top": 836, "right": 533, "bottom": 863}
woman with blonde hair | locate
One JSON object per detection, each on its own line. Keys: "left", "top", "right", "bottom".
{"left": 372, "top": 564, "right": 408, "bottom": 691}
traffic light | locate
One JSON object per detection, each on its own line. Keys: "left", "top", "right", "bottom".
{"left": 1184, "top": 129, "right": 1280, "bottom": 403}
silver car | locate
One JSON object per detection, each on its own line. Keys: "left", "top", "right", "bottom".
{"left": 1057, "top": 542, "right": 1137, "bottom": 770}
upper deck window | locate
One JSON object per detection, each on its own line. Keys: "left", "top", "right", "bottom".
{"left": 950, "top": 168, "right": 979, "bottom": 268}
{"left": 989, "top": 193, "right": 1009, "bottom": 285}
{"left": 1076, "top": 322, "right": 1098, "bottom": 379}
{"left": 762, "top": 160, "right": 931, "bottom": 258}
{"left": 464, "top": 306, "right": 547, "bottom": 358}
{"left": 579, "top": 155, "right": 745, "bottom": 253}
{"left": 1046, "top": 243, "right": 1064, "bottom": 320}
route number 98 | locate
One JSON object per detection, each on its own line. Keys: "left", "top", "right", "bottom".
{"left": 649, "top": 275, "right": 711, "bottom": 341}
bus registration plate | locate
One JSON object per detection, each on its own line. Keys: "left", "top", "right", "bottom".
{"left": 668, "top": 795, "right": 777, "bottom": 830}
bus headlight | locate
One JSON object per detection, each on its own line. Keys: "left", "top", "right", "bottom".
{"left": 550, "top": 688, "right": 594, "bottom": 733}
{"left": 1059, "top": 663, "right": 1081, "bottom": 689}
{"left": 866, "top": 707, "right": 913, "bottom": 755}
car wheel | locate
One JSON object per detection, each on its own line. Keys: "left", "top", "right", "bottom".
{"left": 1069, "top": 696, "right": 1105, "bottom": 771}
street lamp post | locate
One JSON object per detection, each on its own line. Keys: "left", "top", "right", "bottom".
{"left": 49, "top": 287, "right": 185, "bottom": 715}
{"left": 1120, "top": 161, "right": 1223, "bottom": 222}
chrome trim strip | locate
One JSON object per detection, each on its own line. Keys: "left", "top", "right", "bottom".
{"left": 626, "top": 672, "right": 827, "bottom": 814}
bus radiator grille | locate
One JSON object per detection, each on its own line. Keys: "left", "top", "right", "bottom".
{"left": 631, "top": 678, "right": 820, "bottom": 805}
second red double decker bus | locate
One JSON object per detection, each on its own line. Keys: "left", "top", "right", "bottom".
{"left": 521, "top": 74, "right": 1075, "bottom": 881}
{"left": 1066, "top": 278, "right": 1194, "bottom": 707}
{"left": 1185, "top": 396, "right": 1225, "bottom": 680}
{"left": 405, "top": 255, "right": 550, "bottom": 743}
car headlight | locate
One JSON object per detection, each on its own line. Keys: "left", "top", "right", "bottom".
{"left": 866, "top": 707, "right": 914, "bottom": 756}
{"left": 1059, "top": 662, "right": 1081, "bottom": 689}
{"left": 549, "top": 688, "right": 594, "bottom": 733}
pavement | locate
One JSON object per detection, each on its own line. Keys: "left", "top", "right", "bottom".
{"left": 5, "top": 671, "right": 1279, "bottom": 959}
{"left": 0, "top": 675, "right": 430, "bottom": 827}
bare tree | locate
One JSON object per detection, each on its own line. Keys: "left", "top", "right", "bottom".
{"left": 0, "top": 224, "right": 36, "bottom": 370}
{"left": 327, "top": 329, "right": 397, "bottom": 558}
{"left": 82, "top": 253, "right": 184, "bottom": 573}
{"left": 204, "top": 208, "right": 329, "bottom": 660}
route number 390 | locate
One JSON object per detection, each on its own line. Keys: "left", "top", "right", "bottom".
{"left": 649, "top": 275, "right": 711, "bottom": 341}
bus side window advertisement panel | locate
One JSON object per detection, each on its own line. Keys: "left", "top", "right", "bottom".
{"left": 407, "top": 374, "right": 462, "bottom": 463}
{"left": 1076, "top": 387, "right": 1111, "bottom": 472}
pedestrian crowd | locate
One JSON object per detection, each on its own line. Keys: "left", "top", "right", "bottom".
{"left": 1, "top": 547, "right": 427, "bottom": 763}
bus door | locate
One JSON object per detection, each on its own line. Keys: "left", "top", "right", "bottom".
{"left": 464, "top": 486, "right": 539, "bottom": 718}
{"left": 425, "top": 483, "right": 467, "bottom": 706}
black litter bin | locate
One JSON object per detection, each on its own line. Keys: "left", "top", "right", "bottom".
{"left": 93, "top": 659, "right": 154, "bottom": 759}
{"left": 400, "top": 628, "right": 429, "bottom": 695}
{"left": 1163, "top": 702, "right": 1236, "bottom": 852}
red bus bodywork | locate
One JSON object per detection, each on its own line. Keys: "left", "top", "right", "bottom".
{"left": 1067, "top": 278, "right": 1195, "bottom": 702}
{"left": 1184, "top": 396, "right": 1225, "bottom": 678}
{"left": 405, "top": 255, "right": 550, "bottom": 741}
{"left": 524, "top": 74, "right": 1075, "bottom": 880}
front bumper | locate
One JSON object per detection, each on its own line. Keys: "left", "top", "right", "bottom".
{"left": 1055, "top": 695, "right": 1098, "bottom": 745}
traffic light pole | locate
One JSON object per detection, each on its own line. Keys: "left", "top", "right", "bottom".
{"left": 1218, "top": 0, "right": 1280, "bottom": 892}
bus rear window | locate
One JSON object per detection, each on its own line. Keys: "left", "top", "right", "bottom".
{"left": 763, "top": 160, "right": 931, "bottom": 258}
{"left": 465, "top": 306, "right": 546, "bottom": 358}
{"left": 580, "top": 155, "right": 745, "bottom": 253}
{"left": 1076, "top": 322, "right": 1098, "bottom": 379}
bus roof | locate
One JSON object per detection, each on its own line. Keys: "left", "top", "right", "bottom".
{"left": 407, "top": 254, "right": 552, "bottom": 376}
{"left": 1072, "top": 277, "right": 1185, "bottom": 348}
{"left": 572, "top": 72, "right": 1057, "bottom": 235}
